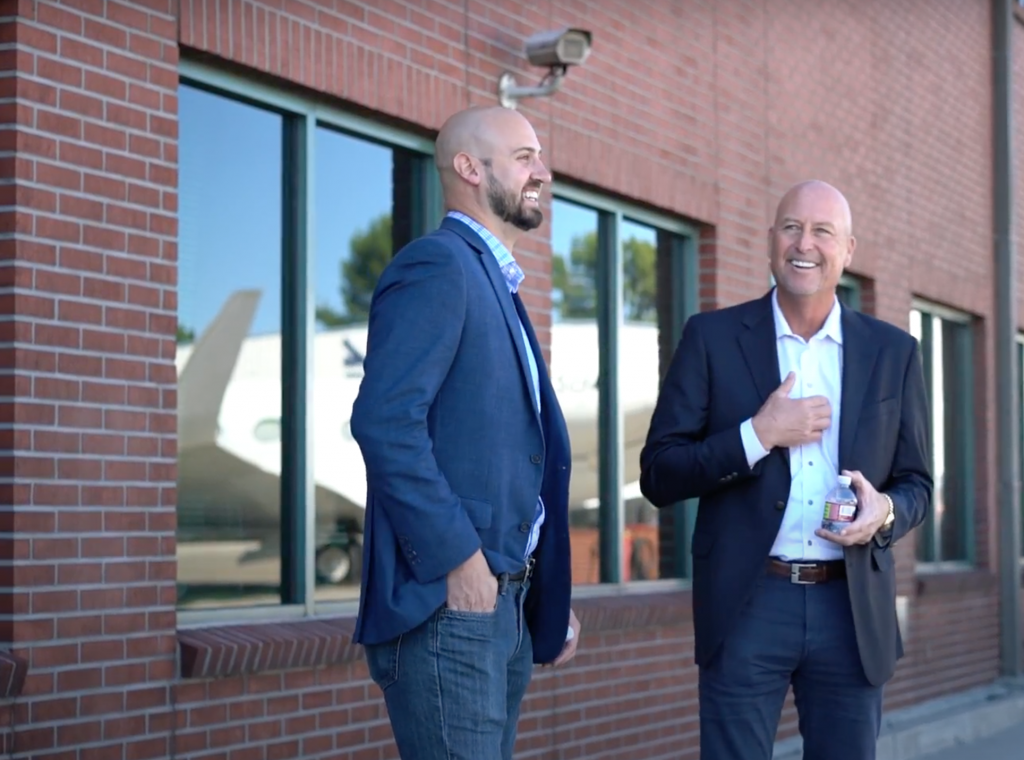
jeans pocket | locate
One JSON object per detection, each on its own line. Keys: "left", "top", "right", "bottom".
{"left": 364, "top": 637, "right": 402, "bottom": 691}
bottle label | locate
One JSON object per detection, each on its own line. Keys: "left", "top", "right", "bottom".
{"left": 823, "top": 500, "right": 857, "bottom": 523}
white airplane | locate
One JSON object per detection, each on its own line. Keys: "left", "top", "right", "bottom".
{"left": 175, "top": 290, "right": 662, "bottom": 599}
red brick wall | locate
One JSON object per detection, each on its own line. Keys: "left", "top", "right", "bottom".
{"left": 0, "top": 1, "right": 1013, "bottom": 758}
{"left": 1, "top": 1, "right": 180, "bottom": 758}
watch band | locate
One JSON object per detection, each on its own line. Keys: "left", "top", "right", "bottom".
{"left": 881, "top": 493, "right": 895, "bottom": 529}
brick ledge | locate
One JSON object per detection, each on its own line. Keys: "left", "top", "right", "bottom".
{"left": 177, "top": 588, "right": 694, "bottom": 680}
{"left": 0, "top": 650, "right": 27, "bottom": 698}
{"left": 178, "top": 617, "right": 358, "bottom": 680}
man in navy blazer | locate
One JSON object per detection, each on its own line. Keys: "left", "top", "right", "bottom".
{"left": 350, "top": 105, "right": 580, "bottom": 760}
{"left": 640, "top": 181, "right": 932, "bottom": 760}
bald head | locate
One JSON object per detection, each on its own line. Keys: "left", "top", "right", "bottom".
{"left": 433, "top": 105, "right": 551, "bottom": 241}
{"left": 774, "top": 180, "right": 853, "bottom": 237}
{"left": 435, "top": 106, "right": 534, "bottom": 179}
{"left": 768, "top": 179, "right": 856, "bottom": 305}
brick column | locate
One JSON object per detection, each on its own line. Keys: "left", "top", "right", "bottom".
{"left": 1, "top": 3, "right": 179, "bottom": 758}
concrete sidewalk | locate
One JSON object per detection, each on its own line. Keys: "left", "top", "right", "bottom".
{"left": 918, "top": 719, "right": 1024, "bottom": 760}
{"left": 773, "top": 677, "right": 1024, "bottom": 760}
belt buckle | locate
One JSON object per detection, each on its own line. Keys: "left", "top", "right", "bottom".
{"left": 790, "top": 562, "right": 817, "bottom": 585}
{"left": 524, "top": 555, "right": 536, "bottom": 581}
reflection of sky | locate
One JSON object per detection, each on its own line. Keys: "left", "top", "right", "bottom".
{"left": 551, "top": 197, "right": 598, "bottom": 324}
{"left": 178, "top": 84, "right": 395, "bottom": 339}
{"left": 550, "top": 197, "right": 658, "bottom": 324}
{"left": 179, "top": 85, "right": 282, "bottom": 338}
{"left": 909, "top": 310, "right": 945, "bottom": 512}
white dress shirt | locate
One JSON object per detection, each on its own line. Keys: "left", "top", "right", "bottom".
{"left": 739, "top": 290, "right": 844, "bottom": 561}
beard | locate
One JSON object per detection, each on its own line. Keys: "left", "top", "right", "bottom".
{"left": 486, "top": 170, "right": 543, "bottom": 231}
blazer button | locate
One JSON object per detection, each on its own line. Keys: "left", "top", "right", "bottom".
{"left": 775, "top": 500, "right": 786, "bottom": 511}
{"left": 530, "top": 454, "right": 542, "bottom": 464}
{"left": 520, "top": 522, "right": 531, "bottom": 533}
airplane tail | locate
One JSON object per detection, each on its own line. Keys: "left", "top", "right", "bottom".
{"left": 178, "top": 290, "right": 261, "bottom": 448}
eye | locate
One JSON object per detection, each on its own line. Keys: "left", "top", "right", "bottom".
{"left": 814, "top": 227, "right": 834, "bottom": 236}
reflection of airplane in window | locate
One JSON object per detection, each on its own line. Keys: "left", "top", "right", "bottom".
{"left": 175, "top": 290, "right": 662, "bottom": 602}
{"left": 342, "top": 338, "right": 363, "bottom": 368}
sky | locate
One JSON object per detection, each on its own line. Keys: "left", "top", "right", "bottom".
{"left": 178, "top": 83, "right": 659, "bottom": 342}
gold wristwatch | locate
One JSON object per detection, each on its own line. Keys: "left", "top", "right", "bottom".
{"left": 881, "top": 493, "right": 895, "bottom": 530}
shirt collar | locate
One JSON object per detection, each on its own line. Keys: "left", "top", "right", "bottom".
{"left": 445, "top": 211, "right": 523, "bottom": 293}
{"left": 771, "top": 287, "right": 843, "bottom": 344}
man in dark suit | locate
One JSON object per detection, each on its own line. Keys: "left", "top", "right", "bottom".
{"left": 640, "top": 180, "right": 932, "bottom": 760}
{"left": 350, "top": 105, "right": 581, "bottom": 760}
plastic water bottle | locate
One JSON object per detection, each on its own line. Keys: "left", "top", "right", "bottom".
{"left": 821, "top": 475, "right": 858, "bottom": 533}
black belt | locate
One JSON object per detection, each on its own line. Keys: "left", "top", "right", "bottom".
{"left": 506, "top": 555, "right": 535, "bottom": 582}
{"left": 767, "top": 557, "right": 846, "bottom": 584}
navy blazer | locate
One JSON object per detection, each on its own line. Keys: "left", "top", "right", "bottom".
{"left": 640, "top": 291, "right": 932, "bottom": 686}
{"left": 350, "top": 216, "right": 573, "bottom": 665}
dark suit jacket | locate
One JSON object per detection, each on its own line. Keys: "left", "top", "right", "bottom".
{"left": 639, "top": 290, "right": 932, "bottom": 686}
{"left": 350, "top": 216, "right": 573, "bottom": 665}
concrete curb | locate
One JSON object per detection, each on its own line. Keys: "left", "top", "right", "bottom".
{"left": 772, "top": 677, "right": 1024, "bottom": 760}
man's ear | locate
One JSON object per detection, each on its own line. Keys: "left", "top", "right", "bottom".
{"left": 844, "top": 235, "right": 856, "bottom": 268}
{"left": 453, "top": 152, "right": 482, "bottom": 186}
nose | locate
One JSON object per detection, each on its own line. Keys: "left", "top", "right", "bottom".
{"left": 798, "top": 229, "right": 815, "bottom": 253}
{"left": 532, "top": 159, "right": 552, "bottom": 184}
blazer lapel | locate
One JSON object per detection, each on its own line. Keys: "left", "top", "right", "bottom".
{"left": 838, "top": 307, "right": 880, "bottom": 469}
{"left": 441, "top": 218, "right": 540, "bottom": 422}
{"left": 738, "top": 292, "right": 782, "bottom": 404}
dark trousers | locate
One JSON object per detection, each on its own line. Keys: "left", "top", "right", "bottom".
{"left": 699, "top": 569, "right": 884, "bottom": 760}
{"left": 364, "top": 575, "right": 533, "bottom": 760}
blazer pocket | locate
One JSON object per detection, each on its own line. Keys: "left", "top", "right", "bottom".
{"left": 859, "top": 397, "right": 898, "bottom": 422}
{"left": 871, "top": 543, "right": 895, "bottom": 572}
{"left": 460, "top": 497, "right": 493, "bottom": 530}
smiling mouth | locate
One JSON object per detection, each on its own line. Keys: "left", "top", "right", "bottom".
{"left": 522, "top": 188, "right": 540, "bottom": 203}
{"left": 788, "top": 260, "right": 819, "bottom": 270}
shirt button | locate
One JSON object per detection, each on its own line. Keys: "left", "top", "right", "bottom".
{"left": 775, "top": 501, "right": 786, "bottom": 511}
{"left": 530, "top": 454, "right": 542, "bottom": 464}
{"left": 520, "top": 522, "right": 531, "bottom": 533}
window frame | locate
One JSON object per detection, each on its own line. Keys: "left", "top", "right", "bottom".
{"left": 177, "top": 60, "right": 438, "bottom": 626}
{"left": 910, "top": 298, "right": 976, "bottom": 573}
{"left": 1016, "top": 333, "right": 1024, "bottom": 561}
{"left": 837, "top": 273, "right": 863, "bottom": 311}
{"left": 552, "top": 184, "right": 700, "bottom": 597}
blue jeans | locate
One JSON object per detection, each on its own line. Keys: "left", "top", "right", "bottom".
{"left": 364, "top": 575, "right": 533, "bottom": 760}
{"left": 699, "top": 570, "right": 884, "bottom": 760}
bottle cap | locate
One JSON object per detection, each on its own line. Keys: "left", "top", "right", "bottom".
{"left": 838, "top": 475, "right": 852, "bottom": 487}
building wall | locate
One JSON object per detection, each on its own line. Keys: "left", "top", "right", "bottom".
{"left": 0, "top": 1, "right": 1017, "bottom": 759}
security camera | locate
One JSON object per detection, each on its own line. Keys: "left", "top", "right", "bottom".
{"left": 524, "top": 28, "right": 592, "bottom": 69}
{"left": 498, "top": 28, "right": 594, "bottom": 110}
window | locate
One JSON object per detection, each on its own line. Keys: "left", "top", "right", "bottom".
{"left": 1017, "top": 336, "right": 1024, "bottom": 558}
{"left": 909, "top": 302, "right": 975, "bottom": 566}
{"left": 837, "top": 273, "right": 863, "bottom": 311}
{"left": 551, "top": 189, "right": 698, "bottom": 586}
{"left": 176, "top": 63, "right": 439, "bottom": 616}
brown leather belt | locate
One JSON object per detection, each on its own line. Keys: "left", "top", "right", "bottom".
{"left": 767, "top": 557, "right": 846, "bottom": 585}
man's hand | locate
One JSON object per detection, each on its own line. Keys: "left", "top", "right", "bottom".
{"left": 815, "top": 469, "right": 889, "bottom": 546}
{"left": 445, "top": 549, "right": 498, "bottom": 612}
{"left": 551, "top": 608, "right": 581, "bottom": 667}
{"left": 751, "top": 372, "right": 832, "bottom": 450}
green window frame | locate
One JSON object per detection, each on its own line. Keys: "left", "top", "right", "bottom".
{"left": 176, "top": 60, "right": 441, "bottom": 625}
{"left": 552, "top": 184, "right": 699, "bottom": 591}
{"left": 910, "top": 300, "right": 976, "bottom": 570}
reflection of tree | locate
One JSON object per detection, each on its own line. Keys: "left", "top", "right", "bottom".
{"left": 177, "top": 324, "right": 195, "bottom": 344}
{"left": 316, "top": 213, "right": 393, "bottom": 328}
{"left": 552, "top": 232, "right": 656, "bottom": 321}
{"left": 552, "top": 231, "right": 598, "bottom": 319}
